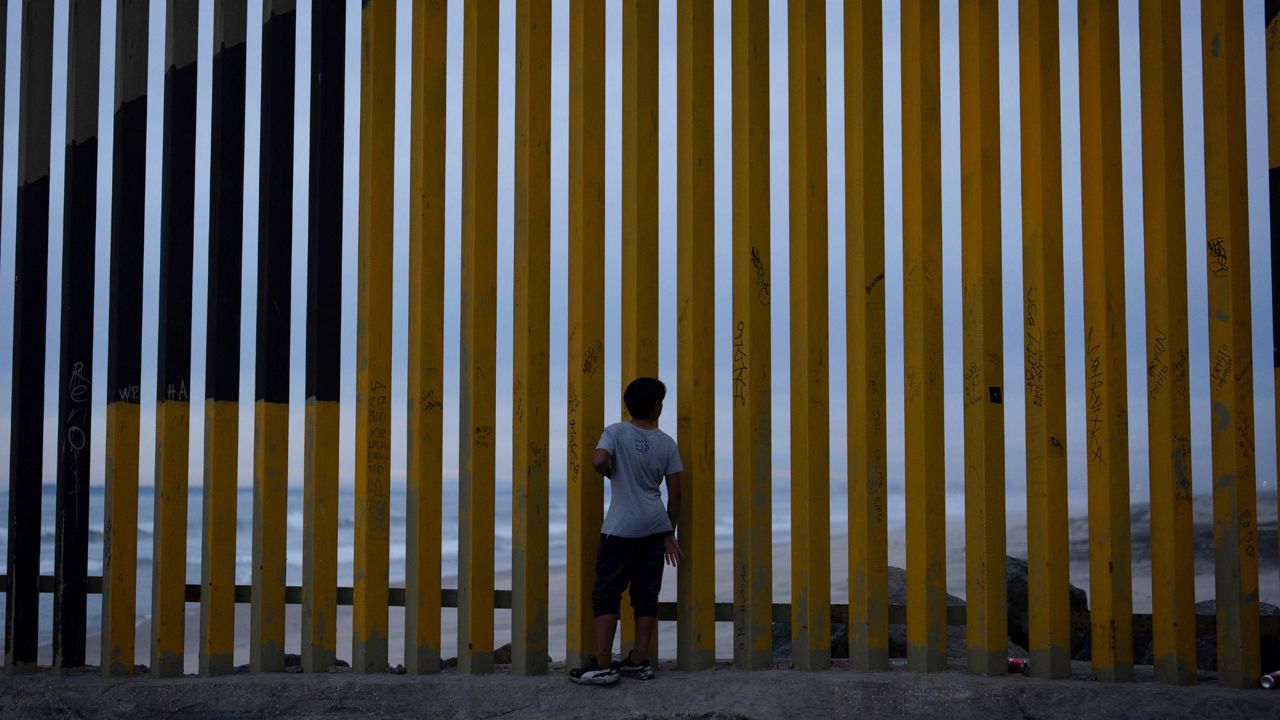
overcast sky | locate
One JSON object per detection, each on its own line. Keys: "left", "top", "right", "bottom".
{"left": 0, "top": 0, "right": 1273, "bottom": 525}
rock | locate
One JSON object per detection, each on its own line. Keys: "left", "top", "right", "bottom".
{"left": 888, "top": 623, "right": 1023, "bottom": 660}
{"left": 1197, "top": 633, "right": 1219, "bottom": 672}
{"left": 772, "top": 622, "right": 790, "bottom": 661}
{"left": 494, "top": 643, "right": 512, "bottom": 665}
{"left": 1134, "top": 601, "right": 1280, "bottom": 670}
{"left": 1004, "top": 556, "right": 1090, "bottom": 659}
{"left": 887, "top": 566, "right": 966, "bottom": 607}
{"left": 831, "top": 623, "right": 849, "bottom": 659}
{"left": 1190, "top": 601, "right": 1280, "bottom": 672}
{"left": 1194, "top": 600, "right": 1280, "bottom": 616}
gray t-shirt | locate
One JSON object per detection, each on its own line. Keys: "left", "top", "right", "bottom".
{"left": 597, "top": 422, "right": 683, "bottom": 537}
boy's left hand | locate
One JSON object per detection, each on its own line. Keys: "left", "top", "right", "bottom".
{"left": 663, "top": 535, "right": 683, "bottom": 567}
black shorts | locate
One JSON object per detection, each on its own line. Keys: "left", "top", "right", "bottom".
{"left": 591, "top": 532, "right": 667, "bottom": 618}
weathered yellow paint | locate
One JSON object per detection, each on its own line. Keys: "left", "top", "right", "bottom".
{"left": 1077, "top": 0, "right": 1133, "bottom": 683}
{"left": 459, "top": 0, "right": 499, "bottom": 676}
{"left": 200, "top": 399, "right": 238, "bottom": 676}
{"left": 1018, "top": 0, "right": 1070, "bottom": 681}
{"left": 619, "top": 0, "right": 660, "bottom": 660}
{"left": 731, "top": 0, "right": 772, "bottom": 671}
{"left": 900, "top": 0, "right": 946, "bottom": 673}
{"left": 621, "top": 0, "right": 660, "bottom": 391}
{"left": 405, "top": 0, "right": 447, "bottom": 677}
{"left": 1200, "top": 0, "right": 1260, "bottom": 690}
{"left": 1137, "top": 0, "right": 1196, "bottom": 686}
{"left": 566, "top": 0, "right": 606, "bottom": 670}
{"left": 676, "top": 0, "right": 716, "bottom": 673}
{"left": 302, "top": 399, "right": 339, "bottom": 672}
{"left": 102, "top": 401, "right": 140, "bottom": 677}
{"left": 151, "top": 399, "right": 190, "bottom": 678}
{"left": 959, "top": 0, "right": 1005, "bottom": 678}
{"left": 251, "top": 401, "right": 288, "bottom": 672}
{"left": 845, "top": 0, "right": 887, "bottom": 674}
{"left": 787, "top": 0, "right": 830, "bottom": 673}
{"left": 512, "top": 0, "right": 551, "bottom": 677}
{"left": 353, "top": 0, "right": 394, "bottom": 675}
{"left": 1269, "top": 0, "right": 1280, "bottom": 604}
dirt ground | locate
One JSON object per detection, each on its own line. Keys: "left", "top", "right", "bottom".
{"left": 1, "top": 659, "right": 1277, "bottom": 719}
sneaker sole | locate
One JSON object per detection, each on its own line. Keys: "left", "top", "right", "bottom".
{"left": 569, "top": 673, "right": 620, "bottom": 686}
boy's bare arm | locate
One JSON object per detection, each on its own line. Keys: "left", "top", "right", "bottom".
{"left": 664, "top": 471, "right": 682, "bottom": 532}
{"left": 664, "top": 472, "right": 683, "bottom": 565}
{"left": 591, "top": 448, "right": 613, "bottom": 477}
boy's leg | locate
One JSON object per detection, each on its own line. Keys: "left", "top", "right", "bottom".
{"left": 590, "top": 534, "right": 628, "bottom": 666}
{"left": 633, "top": 616, "right": 657, "bottom": 662}
{"left": 595, "top": 614, "right": 618, "bottom": 666}
{"left": 626, "top": 533, "right": 666, "bottom": 663}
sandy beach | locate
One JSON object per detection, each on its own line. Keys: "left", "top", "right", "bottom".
{"left": 58, "top": 491, "right": 1280, "bottom": 671}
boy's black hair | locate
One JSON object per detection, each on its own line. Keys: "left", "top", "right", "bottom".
{"left": 624, "top": 377, "right": 666, "bottom": 420}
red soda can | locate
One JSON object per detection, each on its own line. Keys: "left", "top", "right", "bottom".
{"left": 1007, "top": 657, "right": 1030, "bottom": 675}
{"left": 1261, "top": 671, "right": 1280, "bottom": 689}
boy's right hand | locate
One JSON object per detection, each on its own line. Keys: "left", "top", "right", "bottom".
{"left": 663, "top": 535, "right": 683, "bottom": 567}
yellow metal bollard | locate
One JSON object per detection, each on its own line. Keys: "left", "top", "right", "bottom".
{"left": 512, "top": 0, "right": 552, "bottom": 677}
{"left": 251, "top": 0, "right": 297, "bottom": 675}
{"left": 1018, "top": 0, "right": 1070, "bottom": 681}
{"left": 676, "top": 0, "right": 717, "bottom": 673}
{"left": 200, "top": 0, "right": 247, "bottom": 678}
{"left": 1077, "top": 0, "right": 1133, "bottom": 683}
{"left": 1200, "top": 0, "right": 1261, "bottom": 690}
{"left": 151, "top": 0, "right": 199, "bottom": 679}
{"left": 1268, "top": 0, "right": 1280, "bottom": 611}
{"left": 787, "top": 0, "right": 831, "bottom": 673}
{"left": 619, "top": 0, "right": 660, "bottom": 660}
{"left": 302, "top": 0, "right": 346, "bottom": 674}
{"left": 1138, "top": 0, "right": 1196, "bottom": 686}
{"left": 406, "top": 0, "right": 447, "bottom": 677}
{"left": 731, "top": 0, "right": 773, "bottom": 671}
{"left": 353, "top": 0, "right": 395, "bottom": 675}
{"left": 458, "top": 0, "right": 500, "bottom": 676}
{"left": 101, "top": 0, "right": 149, "bottom": 679}
{"left": 845, "top": 0, "right": 888, "bottom": 674}
{"left": 900, "top": 0, "right": 946, "bottom": 673}
{"left": 566, "top": 0, "right": 607, "bottom": 670}
{"left": 959, "top": 0, "right": 1006, "bottom": 678}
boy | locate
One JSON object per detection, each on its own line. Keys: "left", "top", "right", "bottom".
{"left": 569, "top": 377, "right": 683, "bottom": 685}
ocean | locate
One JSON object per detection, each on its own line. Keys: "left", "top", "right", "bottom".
{"left": 0, "top": 479, "right": 875, "bottom": 653}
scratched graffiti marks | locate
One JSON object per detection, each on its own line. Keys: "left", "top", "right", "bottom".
{"left": 567, "top": 384, "right": 581, "bottom": 479}
{"left": 963, "top": 362, "right": 983, "bottom": 409}
{"left": 1024, "top": 287, "right": 1045, "bottom": 409}
{"left": 367, "top": 379, "right": 390, "bottom": 491}
{"left": 581, "top": 340, "right": 603, "bottom": 378}
{"left": 61, "top": 361, "right": 92, "bottom": 526}
{"left": 733, "top": 321, "right": 748, "bottom": 406}
{"left": 1085, "top": 326, "right": 1105, "bottom": 464}
{"left": 1210, "top": 344, "right": 1233, "bottom": 393}
{"left": 1147, "top": 328, "right": 1170, "bottom": 401}
{"left": 1207, "top": 236, "right": 1229, "bottom": 278}
{"left": 418, "top": 388, "right": 443, "bottom": 412}
{"left": 750, "top": 246, "right": 769, "bottom": 306}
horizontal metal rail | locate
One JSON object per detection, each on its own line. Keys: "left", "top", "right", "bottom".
{"left": 3, "top": 575, "right": 1276, "bottom": 640}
